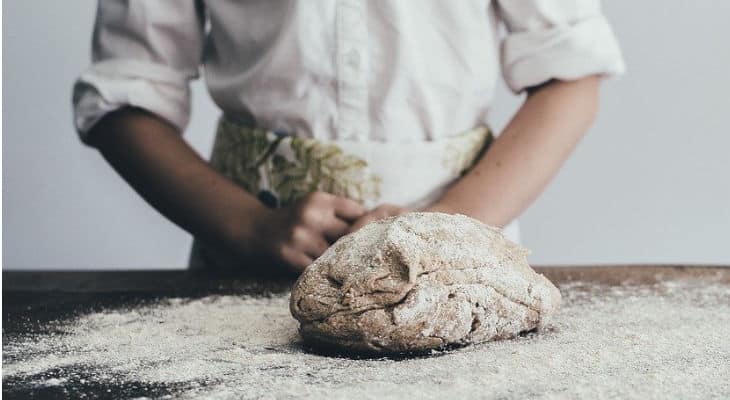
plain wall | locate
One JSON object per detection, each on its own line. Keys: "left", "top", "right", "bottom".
{"left": 3, "top": 1, "right": 729, "bottom": 270}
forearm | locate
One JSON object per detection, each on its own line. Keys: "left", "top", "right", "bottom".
{"left": 87, "top": 107, "right": 264, "bottom": 251}
{"left": 430, "top": 76, "right": 601, "bottom": 226}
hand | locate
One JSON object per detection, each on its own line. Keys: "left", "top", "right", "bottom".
{"left": 248, "top": 192, "right": 366, "bottom": 272}
{"left": 348, "top": 203, "right": 410, "bottom": 233}
{"left": 423, "top": 201, "right": 460, "bottom": 215}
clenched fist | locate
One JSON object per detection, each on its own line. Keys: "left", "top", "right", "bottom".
{"left": 250, "top": 192, "right": 365, "bottom": 271}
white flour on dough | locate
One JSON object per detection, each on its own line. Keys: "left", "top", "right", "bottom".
{"left": 291, "top": 213, "right": 562, "bottom": 354}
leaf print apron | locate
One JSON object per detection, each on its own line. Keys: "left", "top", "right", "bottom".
{"left": 188, "top": 116, "right": 521, "bottom": 270}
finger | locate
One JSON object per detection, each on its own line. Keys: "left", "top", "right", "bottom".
{"left": 348, "top": 205, "right": 407, "bottom": 233}
{"left": 303, "top": 235, "right": 330, "bottom": 260}
{"left": 332, "top": 197, "right": 366, "bottom": 222}
{"left": 321, "top": 217, "right": 350, "bottom": 243}
{"left": 349, "top": 214, "right": 377, "bottom": 234}
{"left": 380, "top": 204, "right": 408, "bottom": 217}
{"left": 280, "top": 246, "right": 314, "bottom": 272}
{"left": 292, "top": 226, "right": 330, "bottom": 260}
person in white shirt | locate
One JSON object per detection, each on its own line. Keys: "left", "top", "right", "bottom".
{"left": 73, "top": 1, "right": 625, "bottom": 273}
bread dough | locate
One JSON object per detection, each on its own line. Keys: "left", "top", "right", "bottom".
{"left": 289, "top": 212, "right": 561, "bottom": 354}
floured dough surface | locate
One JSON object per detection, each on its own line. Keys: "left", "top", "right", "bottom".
{"left": 289, "top": 212, "right": 561, "bottom": 354}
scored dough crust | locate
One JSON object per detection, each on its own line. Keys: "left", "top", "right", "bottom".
{"left": 290, "top": 212, "right": 561, "bottom": 354}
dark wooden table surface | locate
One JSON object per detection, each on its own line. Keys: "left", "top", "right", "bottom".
{"left": 3, "top": 265, "right": 728, "bottom": 399}
{"left": 4, "top": 265, "right": 728, "bottom": 334}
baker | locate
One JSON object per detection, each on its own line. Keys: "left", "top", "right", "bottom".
{"left": 73, "top": 1, "right": 624, "bottom": 273}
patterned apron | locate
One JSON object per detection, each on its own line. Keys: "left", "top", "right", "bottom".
{"left": 189, "top": 116, "right": 520, "bottom": 269}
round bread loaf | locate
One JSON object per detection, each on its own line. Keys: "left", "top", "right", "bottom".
{"left": 290, "top": 212, "right": 561, "bottom": 354}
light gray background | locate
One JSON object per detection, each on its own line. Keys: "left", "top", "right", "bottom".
{"left": 3, "top": 2, "right": 729, "bottom": 270}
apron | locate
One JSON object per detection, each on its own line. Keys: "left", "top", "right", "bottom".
{"left": 189, "top": 116, "right": 520, "bottom": 270}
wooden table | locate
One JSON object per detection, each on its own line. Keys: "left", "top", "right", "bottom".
{"left": 3, "top": 265, "right": 728, "bottom": 399}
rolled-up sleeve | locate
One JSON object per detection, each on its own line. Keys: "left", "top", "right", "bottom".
{"left": 72, "top": 0, "right": 205, "bottom": 143}
{"left": 496, "top": 0, "right": 625, "bottom": 93}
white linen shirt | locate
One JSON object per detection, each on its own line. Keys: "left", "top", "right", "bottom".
{"left": 73, "top": 0, "right": 625, "bottom": 143}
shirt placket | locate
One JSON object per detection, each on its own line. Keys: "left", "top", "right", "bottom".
{"left": 336, "top": 0, "right": 369, "bottom": 141}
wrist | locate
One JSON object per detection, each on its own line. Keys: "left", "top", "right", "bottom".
{"left": 220, "top": 196, "right": 270, "bottom": 255}
{"left": 428, "top": 200, "right": 510, "bottom": 228}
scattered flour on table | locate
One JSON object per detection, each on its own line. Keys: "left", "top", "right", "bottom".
{"left": 3, "top": 280, "right": 730, "bottom": 399}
